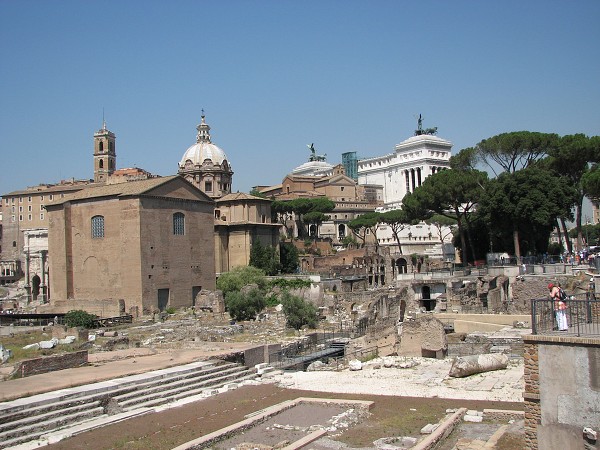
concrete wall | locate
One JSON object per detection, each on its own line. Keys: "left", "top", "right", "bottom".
{"left": 524, "top": 335, "right": 600, "bottom": 450}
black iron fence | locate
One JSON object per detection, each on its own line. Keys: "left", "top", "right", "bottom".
{"left": 531, "top": 294, "right": 600, "bottom": 337}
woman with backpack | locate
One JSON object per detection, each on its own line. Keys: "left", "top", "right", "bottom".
{"left": 548, "top": 283, "right": 568, "bottom": 331}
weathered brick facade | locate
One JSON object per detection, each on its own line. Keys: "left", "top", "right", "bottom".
{"left": 46, "top": 176, "right": 216, "bottom": 315}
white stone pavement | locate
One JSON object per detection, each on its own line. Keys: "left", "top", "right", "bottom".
{"left": 266, "top": 356, "right": 524, "bottom": 403}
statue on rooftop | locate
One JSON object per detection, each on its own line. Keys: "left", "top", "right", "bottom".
{"left": 307, "top": 143, "right": 327, "bottom": 162}
{"left": 414, "top": 114, "right": 438, "bottom": 136}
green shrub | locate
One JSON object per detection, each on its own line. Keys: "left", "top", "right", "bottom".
{"left": 225, "top": 288, "right": 266, "bottom": 322}
{"left": 165, "top": 306, "right": 177, "bottom": 314}
{"left": 216, "top": 266, "right": 267, "bottom": 297}
{"left": 280, "top": 292, "right": 318, "bottom": 330}
{"left": 268, "top": 278, "right": 311, "bottom": 290}
{"left": 64, "top": 310, "right": 97, "bottom": 328}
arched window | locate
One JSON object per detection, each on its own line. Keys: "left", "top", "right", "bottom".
{"left": 91, "top": 215, "right": 105, "bottom": 238}
{"left": 99, "top": 141, "right": 104, "bottom": 152}
{"left": 99, "top": 159, "right": 104, "bottom": 169}
{"left": 173, "top": 212, "right": 185, "bottom": 235}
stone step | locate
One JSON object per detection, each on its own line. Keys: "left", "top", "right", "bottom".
{"left": 125, "top": 372, "right": 258, "bottom": 411}
{"left": 112, "top": 365, "right": 245, "bottom": 405}
{"left": 119, "top": 368, "right": 254, "bottom": 410}
{"left": 0, "top": 360, "right": 216, "bottom": 417}
{"left": 0, "top": 360, "right": 256, "bottom": 449}
{"left": 0, "top": 400, "right": 102, "bottom": 434}
{"left": 0, "top": 406, "right": 104, "bottom": 447}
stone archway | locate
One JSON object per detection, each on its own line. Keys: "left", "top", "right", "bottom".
{"left": 31, "top": 274, "right": 41, "bottom": 300}
{"left": 396, "top": 258, "right": 408, "bottom": 274}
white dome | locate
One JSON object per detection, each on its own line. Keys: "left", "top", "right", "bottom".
{"left": 179, "top": 142, "right": 228, "bottom": 167}
{"left": 292, "top": 160, "right": 334, "bottom": 176}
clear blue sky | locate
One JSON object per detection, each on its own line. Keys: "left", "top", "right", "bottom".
{"left": 1, "top": 0, "right": 599, "bottom": 198}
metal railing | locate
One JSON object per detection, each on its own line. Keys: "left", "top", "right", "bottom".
{"left": 531, "top": 294, "right": 600, "bottom": 337}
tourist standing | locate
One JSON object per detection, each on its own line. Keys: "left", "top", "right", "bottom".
{"left": 549, "top": 283, "right": 568, "bottom": 331}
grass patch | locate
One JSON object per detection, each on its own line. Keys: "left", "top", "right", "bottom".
{"left": 337, "top": 403, "right": 445, "bottom": 447}
{"left": 1, "top": 330, "right": 82, "bottom": 364}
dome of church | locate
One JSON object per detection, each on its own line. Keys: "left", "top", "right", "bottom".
{"left": 179, "top": 141, "right": 228, "bottom": 167}
{"left": 178, "top": 113, "right": 230, "bottom": 168}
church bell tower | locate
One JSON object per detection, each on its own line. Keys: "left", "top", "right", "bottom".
{"left": 93, "top": 120, "right": 116, "bottom": 183}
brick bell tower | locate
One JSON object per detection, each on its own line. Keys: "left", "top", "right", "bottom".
{"left": 93, "top": 120, "right": 116, "bottom": 183}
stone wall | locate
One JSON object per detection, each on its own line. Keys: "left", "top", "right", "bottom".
{"left": 12, "top": 350, "right": 88, "bottom": 378}
{"left": 398, "top": 316, "right": 447, "bottom": 358}
{"left": 523, "top": 335, "right": 600, "bottom": 450}
{"left": 523, "top": 340, "right": 541, "bottom": 450}
{"left": 242, "top": 344, "right": 278, "bottom": 368}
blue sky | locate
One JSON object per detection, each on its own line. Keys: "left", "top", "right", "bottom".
{"left": 1, "top": 0, "right": 599, "bottom": 198}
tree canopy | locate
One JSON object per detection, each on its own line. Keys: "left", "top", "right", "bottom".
{"left": 473, "top": 131, "right": 560, "bottom": 175}
{"left": 272, "top": 197, "right": 335, "bottom": 238}
{"left": 401, "top": 168, "right": 488, "bottom": 264}
{"left": 347, "top": 212, "right": 381, "bottom": 247}
{"left": 379, "top": 209, "right": 414, "bottom": 254}
{"left": 479, "top": 166, "right": 577, "bottom": 258}
{"left": 249, "top": 240, "right": 280, "bottom": 275}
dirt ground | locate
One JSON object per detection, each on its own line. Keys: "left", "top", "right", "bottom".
{"left": 46, "top": 384, "right": 524, "bottom": 450}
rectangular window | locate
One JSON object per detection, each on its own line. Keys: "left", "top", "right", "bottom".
{"left": 91, "top": 215, "right": 105, "bottom": 238}
{"left": 205, "top": 181, "right": 213, "bottom": 192}
{"left": 28, "top": 196, "right": 32, "bottom": 202}
{"left": 49, "top": 194, "right": 53, "bottom": 200}
{"left": 40, "top": 205, "right": 44, "bottom": 210}
{"left": 40, "top": 196, "right": 44, "bottom": 201}
{"left": 40, "top": 213, "right": 44, "bottom": 220}
{"left": 11, "top": 215, "right": 15, "bottom": 222}
{"left": 28, "top": 205, "right": 32, "bottom": 212}
{"left": 19, "top": 197, "right": 23, "bottom": 203}
{"left": 173, "top": 212, "right": 185, "bottom": 235}
{"left": 28, "top": 214, "right": 32, "bottom": 221}
{"left": 19, "top": 206, "right": 23, "bottom": 212}
{"left": 19, "top": 215, "right": 23, "bottom": 221}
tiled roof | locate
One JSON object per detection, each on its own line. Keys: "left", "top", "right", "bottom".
{"left": 46, "top": 175, "right": 182, "bottom": 205}
{"left": 217, "top": 192, "right": 270, "bottom": 203}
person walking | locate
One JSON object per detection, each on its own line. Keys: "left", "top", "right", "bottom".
{"left": 549, "top": 283, "right": 568, "bottom": 331}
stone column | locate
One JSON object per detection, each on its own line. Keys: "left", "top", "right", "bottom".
{"left": 24, "top": 251, "right": 31, "bottom": 304}
{"left": 40, "top": 250, "right": 48, "bottom": 303}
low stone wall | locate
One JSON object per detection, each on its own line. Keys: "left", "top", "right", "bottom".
{"left": 12, "top": 350, "right": 88, "bottom": 378}
{"left": 412, "top": 408, "right": 467, "bottom": 450}
{"left": 483, "top": 409, "right": 524, "bottom": 421}
{"left": 433, "top": 313, "right": 530, "bottom": 326}
{"left": 453, "top": 320, "right": 507, "bottom": 333}
{"left": 42, "top": 299, "right": 122, "bottom": 317}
